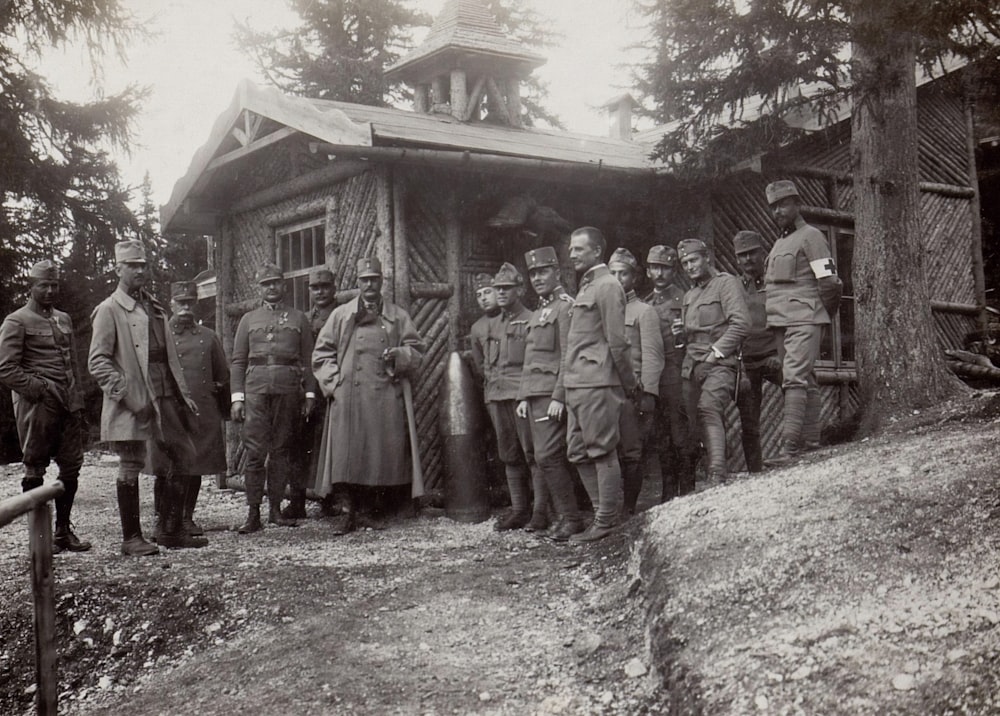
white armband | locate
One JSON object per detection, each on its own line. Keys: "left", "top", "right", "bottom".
{"left": 810, "top": 258, "right": 837, "bottom": 279}
{"left": 231, "top": 392, "right": 245, "bottom": 403}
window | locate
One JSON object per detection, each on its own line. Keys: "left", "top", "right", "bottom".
{"left": 276, "top": 220, "right": 325, "bottom": 311}
{"left": 817, "top": 225, "right": 854, "bottom": 366}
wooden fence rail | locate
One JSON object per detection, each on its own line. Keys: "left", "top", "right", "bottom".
{"left": 0, "top": 480, "right": 64, "bottom": 716}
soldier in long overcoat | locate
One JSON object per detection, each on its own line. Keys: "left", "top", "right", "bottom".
{"left": 89, "top": 240, "right": 197, "bottom": 556}
{"left": 148, "top": 281, "right": 229, "bottom": 544}
{"left": 312, "top": 256, "right": 424, "bottom": 535}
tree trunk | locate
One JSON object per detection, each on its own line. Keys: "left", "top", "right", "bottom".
{"left": 850, "top": 1, "right": 967, "bottom": 435}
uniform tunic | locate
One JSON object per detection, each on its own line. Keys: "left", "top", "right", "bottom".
{"left": 312, "top": 297, "right": 424, "bottom": 491}
{"left": 0, "top": 299, "right": 84, "bottom": 472}
{"left": 483, "top": 304, "right": 532, "bottom": 466}
{"left": 148, "top": 319, "right": 229, "bottom": 475}
{"left": 619, "top": 291, "right": 664, "bottom": 462}
{"left": 469, "top": 313, "right": 492, "bottom": 384}
{"left": 304, "top": 302, "right": 335, "bottom": 485}
{"left": 563, "top": 264, "right": 636, "bottom": 463}
{"left": 736, "top": 273, "right": 782, "bottom": 472}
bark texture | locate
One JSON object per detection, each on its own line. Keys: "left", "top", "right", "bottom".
{"left": 850, "top": 1, "right": 966, "bottom": 435}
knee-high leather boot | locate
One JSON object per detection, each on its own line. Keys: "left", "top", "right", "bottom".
{"left": 117, "top": 482, "right": 158, "bottom": 556}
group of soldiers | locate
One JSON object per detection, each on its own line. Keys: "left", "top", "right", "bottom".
{"left": 469, "top": 179, "right": 842, "bottom": 542}
{"left": 0, "top": 178, "right": 840, "bottom": 553}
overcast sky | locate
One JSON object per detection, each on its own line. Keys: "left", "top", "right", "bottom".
{"left": 38, "top": 0, "right": 647, "bottom": 209}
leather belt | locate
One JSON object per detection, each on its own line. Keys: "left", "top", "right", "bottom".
{"left": 147, "top": 349, "right": 167, "bottom": 363}
{"left": 248, "top": 355, "right": 300, "bottom": 366}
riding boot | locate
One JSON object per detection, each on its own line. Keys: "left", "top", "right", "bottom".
{"left": 53, "top": 475, "right": 90, "bottom": 552}
{"left": 524, "top": 466, "right": 551, "bottom": 532}
{"left": 702, "top": 414, "right": 729, "bottom": 481}
{"left": 802, "top": 386, "right": 822, "bottom": 450}
{"left": 152, "top": 474, "right": 166, "bottom": 542}
{"left": 330, "top": 486, "right": 357, "bottom": 535}
{"left": 182, "top": 475, "right": 204, "bottom": 536}
{"left": 159, "top": 479, "right": 208, "bottom": 549}
{"left": 767, "top": 387, "right": 807, "bottom": 467}
{"left": 622, "top": 459, "right": 643, "bottom": 516}
{"left": 238, "top": 504, "right": 262, "bottom": 534}
{"left": 117, "top": 483, "right": 158, "bottom": 556}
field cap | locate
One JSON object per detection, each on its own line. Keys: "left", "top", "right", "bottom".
{"left": 525, "top": 246, "right": 558, "bottom": 270}
{"left": 677, "top": 239, "right": 709, "bottom": 259}
{"left": 357, "top": 256, "right": 382, "bottom": 279}
{"left": 309, "top": 268, "right": 334, "bottom": 286}
{"left": 115, "top": 240, "right": 147, "bottom": 264}
{"left": 28, "top": 260, "right": 59, "bottom": 281}
{"left": 607, "top": 247, "right": 639, "bottom": 272}
{"left": 256, "top": 262, "right": 283, "bottom": 284}
{"left": 733, "top": 231, "right": 765, "bottom": 254}
{"left": 492, "top": 262, "right": 523, "bottom": 287}
{"left": 765, "top": 180, "right": 800, "bottom": 205}
{"left": 646, "top": 245, "right": 678, "bottom": 267}
{"left": 170, "top": 281, "right": 197, "bottom": 300}
{"left": 473, "top": 272, "right": 495, "bottom": 291}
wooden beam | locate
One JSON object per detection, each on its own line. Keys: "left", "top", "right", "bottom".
{"left": 207, "top": 127, "right": 297, "bottom": 173}
{"left": 414, "top": 85, "right": 429, "bottom": 114}
{"left": 930, "top": 299, "right": 981, "bottom": 315}
{"left": 245, "top": 110, "right": 263, "bottom": 144}
{"left": 450, "top": 69, "right": 468, "bottom": 121}
{"left": 484, "top": 77, "right": 512, "bottom": 125}
{"left": 463, "top": 76, "right": 487, "bottom": 122}
{"left": 375, "top": 166, "right": 395, "bottom": 303}
{"left": 445, "top": 190, "right": 462, "bottom": 352}
{"left": 393, "top": 172, "right": 411, "bottom": 311}
{"left": 506, "top": 77, "right": 522, "bottom": 128}
{"left": 229, "top": 160, "right": 370, "bottom": 215}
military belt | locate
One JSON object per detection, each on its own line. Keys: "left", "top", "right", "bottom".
{"left": 248, "top": 355, "right": 300, "bottom": 366}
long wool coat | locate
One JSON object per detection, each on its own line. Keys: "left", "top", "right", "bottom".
{"left": 147, "top": 320, "right": 229, "bottom": 475}
{"left": 88, "top": 288, "right": 193, "bottom": 442}
{"left": 312, "top": 297, "right": 423, "bottom": 492}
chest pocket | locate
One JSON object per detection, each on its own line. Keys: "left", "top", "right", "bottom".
{"left": 24, "top": 326, "right": 55, "bottom": 347}
{"left": 698, "top": 301, "right": 724, "bottom": 327}
{"left": 767, "top": 251, "right": 797, "bottom": 283}
{"left": 505, "top": 324, "right": 527, "bottom": 365}
{"left": 531, "top": 321, "right": 557, "bottom": 353}
{"left": 624, "top": 314, "right": 640, "bottom": 347}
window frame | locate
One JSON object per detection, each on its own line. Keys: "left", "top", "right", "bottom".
{"left": 813, "top": 222, "right": 855, "bottom": 369}
{"left": 275, "top": 218, "right": 326, "bottom": 312}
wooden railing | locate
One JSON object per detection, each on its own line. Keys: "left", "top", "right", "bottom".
{"left": 0, "top": 480, "right": 64, "bottom": 716}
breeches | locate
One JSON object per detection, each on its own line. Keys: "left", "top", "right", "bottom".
{"left": 521, "top": 396, "right": 567, "bottom": 469}
{"left": 565, "top": 386, "right": 624, "bottom": 464}
{"left": 774, "top": 325, "right": 822, "bottom": 390}
{"left": 486, "top": 400, "right": 532, "bottom": 466}
{"left": 15, "top": 394, "right": 84, "bottom": 477}
{"left": 242, "top": 392, "right": 302, "bottom": 472}
{"left": 618, "top": 398, "right": 656, "bottom": 463}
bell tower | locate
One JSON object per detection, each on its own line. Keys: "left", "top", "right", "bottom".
{"left": 385, "top": 0, "right": 545, "bottom": 127}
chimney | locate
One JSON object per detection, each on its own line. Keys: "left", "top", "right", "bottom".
{"left": 602, "top": 94, "right": 638, "bottom": 141}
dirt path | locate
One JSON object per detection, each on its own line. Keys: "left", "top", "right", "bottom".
{"left": 0, "top": 462, "right": 660, "bottom": 716}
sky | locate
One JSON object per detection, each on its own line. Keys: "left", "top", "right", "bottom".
{"left": 39, "top": 0, "right": 649, "bottom": 210}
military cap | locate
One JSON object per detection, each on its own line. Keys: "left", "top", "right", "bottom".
{"left": 170, "top": 281, "right": 197, "bottom": 300}
{"left": 114, "top": 240, "right": 147, "bottom": 264}
{"left": 357, "top": 256, "right": 382, "bottom": 278}
{"left": 524, "top": 246, "right": 558, "bottom": 270}
{"left": 308, "top": 267, "right": 335, "bottom": 286}
{"left": 492, "top": 262, "right": 523, "bottom": 287}
{"left": 733, "top": 231, "right": 765, "bottom": 254}
{"left": 646, "top": 245, "right": 678, "bottom": 267}
{"left": 473, "top": 272, "right": 495, "bottom": 291}
{"left": 28, "top": 260, "right": 59, "bottom": 281}
{"left": 677, "top": 239, "right": 710, "bottom": 258}
{"left": 608, "top": 247, "right": 640, "bottom": 272}
{"left": 255, "top": 262, "right": 283, "bottom": 284}
{"left": 765, "top": 180, "right": 800, "bottom": 205}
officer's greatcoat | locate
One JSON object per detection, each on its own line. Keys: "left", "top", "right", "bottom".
{"left": 312, "top": 297, "right": 424, "bottom": 491}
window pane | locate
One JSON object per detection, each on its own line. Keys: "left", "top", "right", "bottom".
{"left": 837, "top": 230, "right": 855, "bottom": 362}
{"left": 280, "top": 236, "right": 290, "bottom": 271}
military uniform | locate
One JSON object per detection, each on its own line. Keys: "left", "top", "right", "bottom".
{"left": 644, "top": 245, "right": 694, "bottom": 499}
{"left": 763, "top": 181, "right": 842, "bottom": 463}
{"left": 468, "top": 272, "right": 496, "bottom": 384}
{"left": 148, "top": 281, "right": 229, "bottom": 542}
{"left": 678, "top": 240, "right": 750, "bottom": 479}
{"left": 608, "top": 248, "right": 664, "bottom": 515}
{"left": 516, "top": 247, "right": 582, "bottom": 540}
{"left": 90, "top": 240, "right": 196, "bottom": 556}
{"left": 563, "top": 229, "right": 637, "bottom": 541}
{"left": 231, "top": 263, "right": 316, "bottom": 530}
{"left": 483, "top": 263, "right": 538, "bottom": 530}
{"left": 733, "top": 231, "right": 782, "bottom": 473}
{"left": 0, "top": 260, "right": 90, "bottom": 552}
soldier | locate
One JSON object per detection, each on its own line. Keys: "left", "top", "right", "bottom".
{"left": 608, "top": 248, "right": 664, "bottom": 515}
{"left": 733, "top": 231, "right": 783, "bottom": 472}
{"left": 563, "top": 227, "right": 637, "bottom": 542}
{"left": 469, "top": 272, "right": 500, "bottom": 383}
{"left": 149, "top": 281, "right": 229, "bottom": 547}
{"left": 0, "top": 260, "right": 90, "bottom": 552}
{"left": 312, "top": 256, "right": 424, "bottom": 535}
{"left": 763, "top": 180, "right": 842, "bottom": 466}
{"left": 482, "top": 263, "right": 539, "bottom": 532}
{"left": 230, "top": 262, "right": 316, "bottom": 534}
{"left": 89, "top": 240, "right": 198, "bottom": 556}
{"left": 514, "top": 247, "right": 583, "bottom": 541}
{"left": 296, "top": 267, "right": 337, "bottom": 519}
{"left": 674, "top": 239, "right": 750, "bottom": 482}
{"left": 644, "top": 245, "right": 694, "bottom": 500}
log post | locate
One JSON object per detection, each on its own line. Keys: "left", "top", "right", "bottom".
{"left": 414, "top": 84, "right": 429, "bottom": 114}
{"left": 964, "top": 79, "right": 988, "bottom": 335}
{"left": 218, "top": 218, "right": 240, "bottom": 487}
{"left": 324, "top": 194, "right": 341, "bottom": 275}
{"left": 393, "top": 172, "right": 411, "bottom": 312}
{"left": 450, "top": 69, "right": 468, "bottom": 121}
{"left": 445, "top": 190, "right": 463, "bottom": 351}
{"left": 463, "top": 76, "right": 487, "bottom": 122}
{"left": 506, "top": 77, "right": 522, "bottom": 128}
{"left": 29, "top": 499, "right": 57, "bottom": 716}
{"left": 485, "top": 77, "right": 512, "bottom": 125}
{"left": 431, "top": 76, "right": 447, "bottom": 107}
{"left": 375, "top": 165, "right": 395, "bottom": 302}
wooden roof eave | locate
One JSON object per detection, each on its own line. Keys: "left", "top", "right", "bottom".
{"left": 160, "top": 79, "right": 373, "bottom": 234}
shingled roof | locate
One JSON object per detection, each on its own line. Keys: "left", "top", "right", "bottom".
{"left": 386, "top": 0, "right": 545, "bottom": 81}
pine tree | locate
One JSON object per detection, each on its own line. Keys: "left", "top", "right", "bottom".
{"left": 633, "top": 0, "right": 1000, "bottom": 433}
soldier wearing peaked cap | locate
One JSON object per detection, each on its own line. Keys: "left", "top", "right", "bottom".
{"left": 0, "top": 260, "right": 91, "bottom": 553}
{"left": 675, "top": 239, "right": 750, "bottom": 482}
{"left": 644, "top": 244, "right": 694, "bottom": 500}
{"left": 514, "top": 246, "right": 584, "bottom": 540}
{"left": 562, "top": 227, "right": 637, "bottom": 543}
{"left": 303, "top": 266, "right": 338, "bottom": 517}
{"left": 763, "top": 180, "right": 842, "bottom": 466}
{"left": 733, "top": 230, "right": 782, "bottom": 473}
{"left": 482, "top": 262, "right": 541, "bottom": 532}
{"left": 89, "top": 241, "right": 200, "bottom": 555}
{"left": 230, "top": 261, "right": 317, "bottom": 533}
{"left": 312, "top": 256, "right": 425, "bottom": 534}
{"left": 468, "top": 271, "right": 500, "bottom": 383}
{"left": 608, "top": 247, "right": 664, "bottom": 515}
{"left": 148, "top": 280, "right": 229, "bottom": 546}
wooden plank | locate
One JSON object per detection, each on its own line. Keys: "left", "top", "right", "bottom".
{"left": 0, "top": 482, "right": 64, "bottom": 529}
{"left": 445, "top": 191, "right": 462, "bottom": 352}
{"left": 29, "top": 500, "right": 58, "bottom": 716}
{"left": 375, "top": 166, "right": 395, "bottom": 302}
{"left": 207, "top": 127, "right": 298, "bottom": 173}
{"left": 393, "top": 173, "right": 411, "bottom": 312}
